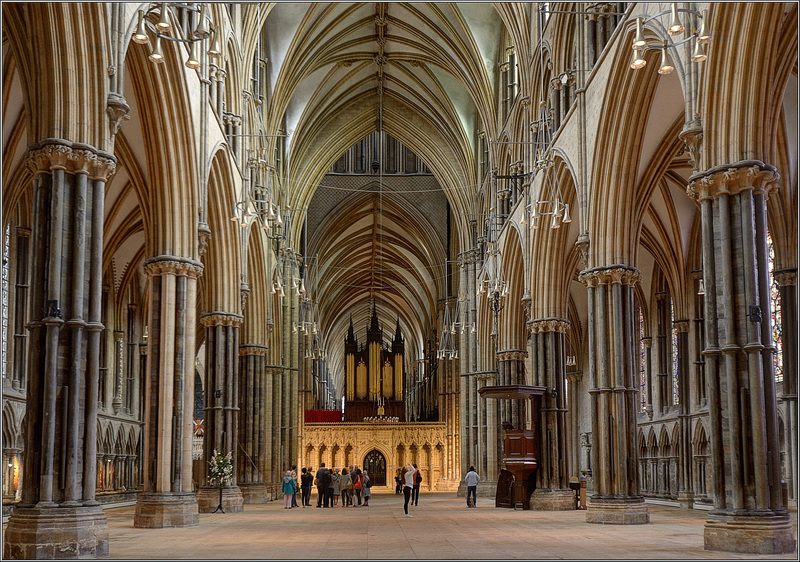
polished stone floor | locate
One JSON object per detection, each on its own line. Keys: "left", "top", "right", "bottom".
{"left": 97, "top": 493, "right": 798, "bottom": 560}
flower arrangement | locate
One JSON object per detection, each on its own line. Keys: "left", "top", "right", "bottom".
{"left": 208, "top": 449, "right": 233, "bottom": 488}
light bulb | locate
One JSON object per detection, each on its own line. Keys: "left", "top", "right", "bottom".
{"left": 697, "top": 10, "right": 711, "bottom": 44}
{"left": 691, "top": 40, "right": 707, "bottom": 62}
{"left": 132, "top": 10, "right": 149, "bottom": 44}
{"left": 207, "top": 30, "right": 222, "bottom": 59}
{"left": 149, "top": 35, "right": 165, "bottom": 63}
{"left": 658, "top": 45, "right": 674, "bottom": 75}
{"left": 562, "top": 204, "right": 571, "bottom": 223}
{"left": 194, "top": 4, "right": 210, "bottom": 38}
{"left": 156, "top": 3, "right": 171, "bottom": 32}
{"left": 633, "top": 18, "right": 647, "bottom": 49}
{"left": 668, "top": 3, "right": 684, "bottom": 36}
{"left": 630, "top": 47, "right": 646, "bottom": 70}
{"left": 186, "top": 40, "right": 201, "bottom": 70}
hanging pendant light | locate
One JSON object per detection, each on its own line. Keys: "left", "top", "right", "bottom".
{"left": 633, "top": 18, "right": 647, "bottom": 49}
{"left": 207, "top": 29, "right": 222, "bottom": 59}
{"left": 561, "top": 204, "right": 571, "bottom": 223}
{"left": 132, "top": 10, "right": 149, "bottom": 44}
{"left": 149, "top": 34, "right": 165, "bottom": 63}
{"left": 696, "top": 9, "right": 711, "bottom": 44}
{"left": 691, "top": 40, "right": 707, "bottom": 62}
{"left": 698, "top": 279, "right": 705, "bottom": 295}
{"left": 668, "top": 3, "right": 684, "bottom": 36}
{"left": 194, "top": 4, "right": 210, "bottom": 38}
{"left": 658, "top": 43, "right": 674, "bottom": 75}
{"left": 630, "top": 46, "right": 646, "bottom": 69}
{"left": 156, "top": 3, "right": 171, "bottom": 32}
{"left": 186, "top": 39, "right": 201, "bottom": 69}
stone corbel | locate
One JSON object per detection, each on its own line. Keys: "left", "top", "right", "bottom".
{"left": 198, "top": 222, "right": 212, "bottom": 257}
{"left": 678, "top": 121, "right": 703, "bottom": 175}
{"left": 107, "top": 92, "right": 130, "bottom": 139}
{"left": 240, "top": 282, "right": 250, "bottom": 312}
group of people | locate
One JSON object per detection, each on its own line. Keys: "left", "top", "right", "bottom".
{"left": 281, "top": 463, "right": 372, "bottom": 509}
{"left": 283, "top": 462, "right": 482, "bottom": 513}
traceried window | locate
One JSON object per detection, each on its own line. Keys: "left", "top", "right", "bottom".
{"left": 2, "top": 224, "right": 9, "bottom": 379}
{"left": 671, "top": 299, "right": 679, "bottom": 405}
{"left": 767, "top": 231, "right": 783, "bottom": 383}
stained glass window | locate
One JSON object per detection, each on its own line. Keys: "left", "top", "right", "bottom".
{"left": 2, "top": 224, "right": 10, "bottom": 379}
{"left": 639, "top": 303, "right": 646, "bottom": 411}
{"left": 671, "top": 299, "right": 679, "bottom": 405}
{"left": 767, "top": 231, "right": 783, "bottom": 383}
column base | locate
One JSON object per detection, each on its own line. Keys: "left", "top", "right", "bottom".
{"left": 134, "top": 492, "right": 198, "bottom": 528}
{"left": 3, "top": 505, "right": 109, "bottom": 559}
{"left": 196, "top": 485, "right": 244, "bottom": 513}
{"left": 586, "top": 495, "right": 650, "bottom": 524}
{"left": 678, "top": 491, "right": 694, "bottom": 509}
{"left": 530, "top": 488, "right": 576, "bottom": 510}
{"left": 239, "top": 483, "right": 268, "bottom": 504}
{"left": 704, "top": 512, "right": 796, "bottom": 554}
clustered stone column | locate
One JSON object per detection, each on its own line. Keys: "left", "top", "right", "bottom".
{"left": 495, "top": 349, "right": 528, "bottom": 430}
{"left": 774, "top": 269, "right": 796, "bottom": 508}
{"left": 4, "top": 140, "right": 116, "bottom": 559}
{"left": 527, "top": 319, "right": 574, "bottom": 510}
{"left": 134, "top": 256, "right": 202, "bottom": 528}
{"left": 675, "top": 320, "right": 693, "bottom": 509}
{"left": 196, "top": 313, "right": 244, "bottom": 513}
{"left": 579, "top": 266, "right": 649, "bottom": 524}
{"left": 237, "top": 345, "right": 269, "bottom": 503}
{"left": 459, "top": 249, "right": 499, "bottom": 495}
{"left": 687, "top": 161, "right": 793, "bottom": 553}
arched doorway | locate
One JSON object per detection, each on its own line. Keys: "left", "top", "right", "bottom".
{"left": 363, "top": 449, "right": 386, "bottom": 486}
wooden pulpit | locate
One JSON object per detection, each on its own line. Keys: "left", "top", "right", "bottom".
{"left": 478, "top": 385, "right": 546, "bottom": 510}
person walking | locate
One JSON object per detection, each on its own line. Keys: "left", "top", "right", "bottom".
{"left": 339, "top": 468, "right": 352, "bottom": 507}
{"left": 401, "top": 462, "right": 414, "bottom": 517}
{"left": 362, "top": 470, "right": 371, "bottom": 506}
{"left": 464, "top": 466, "right": 480, "bottom": 508}
{"left": 300, "top": 467, "right": 313, "bottom": 507}
{"left": 395, "top": 469, "right": 402, "bottom": 494}
{"left": 282, "top": 470, "right": 296, "bottom": 509}
{"left": 412, "top": 463, "right": 422, "bottom": 506}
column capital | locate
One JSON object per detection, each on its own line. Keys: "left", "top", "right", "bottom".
{"left": 26, "top": 139, "right": 117, "bottom": 180}
{"left": 642, "top": 337, "right": 652, "bottom": 348}
{"left": 774, "top": 268, "right": 797, "bottom": 287}
{"left": 687, "top": 160, "right": 779, "bottom": 202}
{"left": 199, "top": 312, "right": 243, "bottom": 328}
{"left": 528, "top": 317, "right": 570, "bottom": 334}
{"left": 674, "top": 320, "right": 690, "bottom": 333}
{"left": 496, "top": 349, "right": 528, "bottom": 361}
{"left": 239, "top": 345, "right": 268, "bottom": 357}
{"left": 579, "top": 265, "right": 640, "bottom": 287}
{"left": 143, "top": 255, "right": 204, "bottom": 278}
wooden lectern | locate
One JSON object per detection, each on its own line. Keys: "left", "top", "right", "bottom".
{"left": 478, "top": 385, "right": 546, "bottom": 510}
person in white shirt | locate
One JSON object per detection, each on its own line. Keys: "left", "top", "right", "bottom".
{"left": 401, "top": 463, "right": 415, "bottom": 517}
{"left": 464, "top": 466, "right": 480, "bottom": 508}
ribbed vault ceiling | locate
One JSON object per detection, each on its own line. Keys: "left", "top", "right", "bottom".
{"left": 252, "top": 2, "right": 503, "bottom": 398}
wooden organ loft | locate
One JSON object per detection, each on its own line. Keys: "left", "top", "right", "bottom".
{"left": 344, "top": 304, "right": 405, "bottom": 421}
